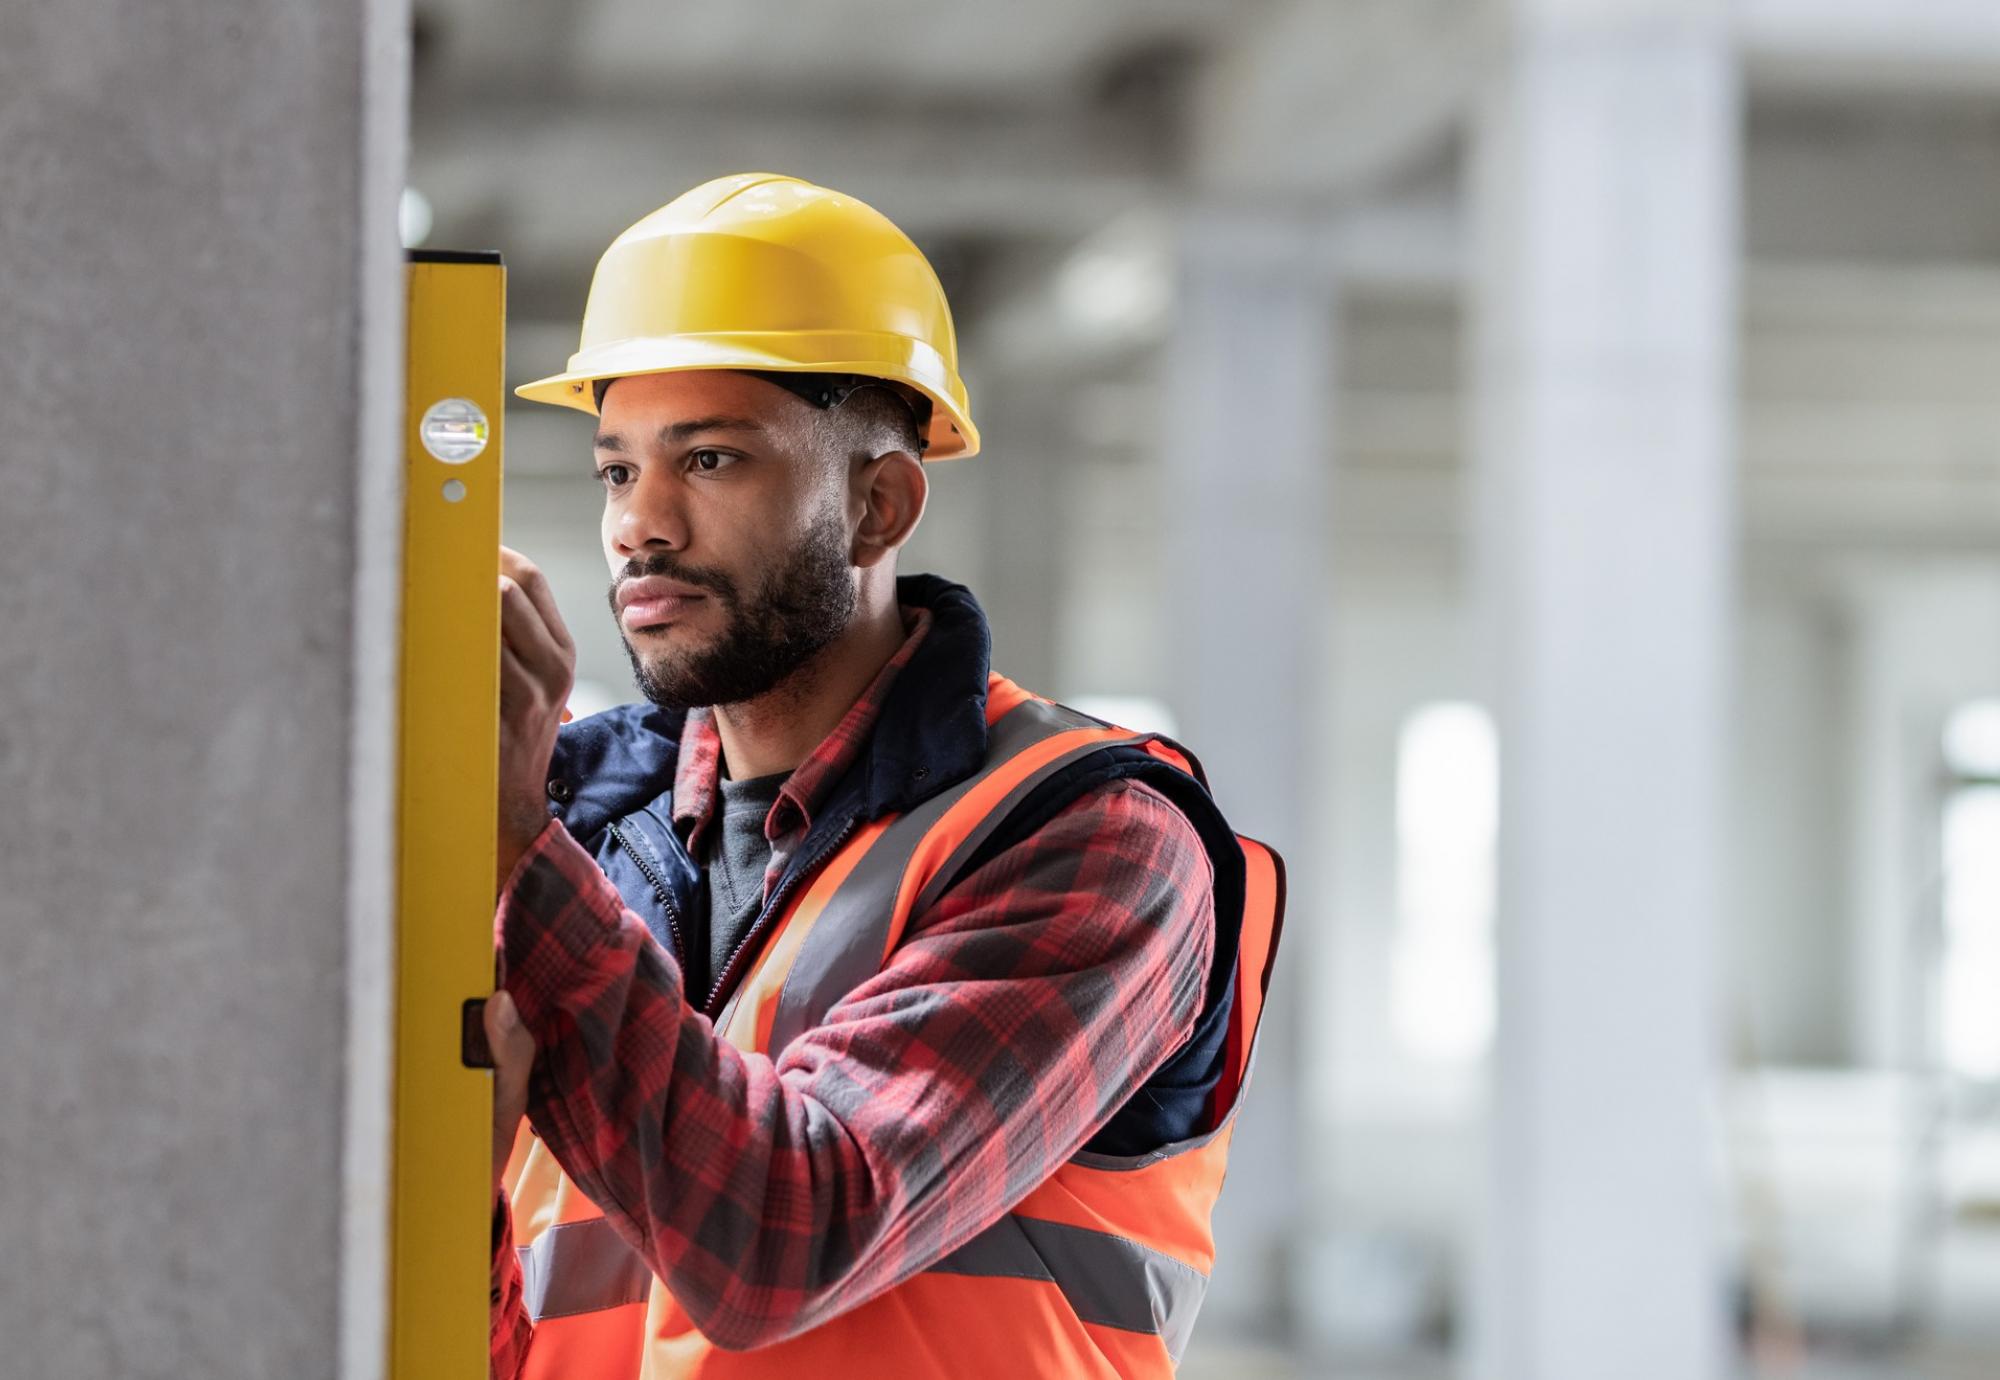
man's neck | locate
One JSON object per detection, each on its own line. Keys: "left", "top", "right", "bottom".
{"left": 709, "top": 588, "right": 907, "bottom": 782}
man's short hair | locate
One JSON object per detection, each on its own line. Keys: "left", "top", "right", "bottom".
{"left": 819, "top": 382, "right": 922, "bottom": 461}
{"left": 593, "top": 373, "right": 925, "bottom": 461}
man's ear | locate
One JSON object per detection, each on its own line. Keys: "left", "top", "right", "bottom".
{"left": 850, "top": 450, "right": 927, "bottom": 569}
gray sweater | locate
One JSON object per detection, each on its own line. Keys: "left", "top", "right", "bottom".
{"left": 691, "top": 768, "right": 788, "bottom": 1004}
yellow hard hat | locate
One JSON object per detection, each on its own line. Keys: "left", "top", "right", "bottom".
{"left": 515, "top": 172, "right": 980, "bottom": 459}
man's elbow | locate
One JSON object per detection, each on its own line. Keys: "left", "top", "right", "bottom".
{"left": 686, "top": 1300, "right": 811, "bottom": 1354}
{"left": 683, "top": 1264, "right": 871, "bottom": 1352}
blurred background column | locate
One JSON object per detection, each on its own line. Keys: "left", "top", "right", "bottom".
{"left": 967, "top": 368, "right": 1072, "bottom": 692}
{"left": 0, "top": 2, "right": 408, "bottom": 1377}
{"left": 1160, "top": 212, "right": 1331, "bottom": 1339}
{"left": 1467, "top": 3, "right": 1739, "bottom": 1379}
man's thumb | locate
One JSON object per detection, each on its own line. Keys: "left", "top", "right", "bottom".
{"left": 485, "top": 991, "right": 535, "bottom": 1070}
{"left": 488, "top": 989, "right": 520, "bottom": 1033}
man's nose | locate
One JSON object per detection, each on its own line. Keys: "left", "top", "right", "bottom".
{"left": 610, "top": 468, "right": 689, "bottom": 557}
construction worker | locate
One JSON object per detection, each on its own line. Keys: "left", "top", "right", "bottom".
{"left": 482, "top": 172, "right": 1283, "bottom": 1379}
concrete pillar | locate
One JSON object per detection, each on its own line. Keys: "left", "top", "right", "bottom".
{"left": 1159, "top": 213, "right": 1332, "bottom": 1335}
{"left": 1467, "top": 5, "right": 1738, "bottom": 1379}
{"left": 966, "top": 371, "right": 1072, "bottom": 692}
{"left": 0, "top": 4, "right": 408, "bottom": 1378}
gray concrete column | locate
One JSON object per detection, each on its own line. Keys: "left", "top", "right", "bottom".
{"left": 1467, "top": 5, "right": 1738, "bottom": 1380}
{"left": 0, "top": 3, "right": 408, "bottom": 1378}
{"left": 1159, "top": 213, "right": 1332, "bottom": 1335}
{"left": 964, "top": 370, "right": 1073, "bottom": 693}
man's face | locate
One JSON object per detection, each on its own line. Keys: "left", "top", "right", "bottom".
{"left": 594, "top": 370, "right": 857, "bottom": 710}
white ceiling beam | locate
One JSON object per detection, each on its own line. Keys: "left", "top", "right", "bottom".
{"left": 410, "top": 99, "right": 1170, "bottom": 271}
{"left": 1189, "top": 0, "right": 1487, "bottom": 204}
{"left": 1739, "top": 0, "right": 2000, "bottom": 92}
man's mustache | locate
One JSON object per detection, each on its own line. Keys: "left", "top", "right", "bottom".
{"left": 606, "top": 553, "right": 739, "bottom": 615}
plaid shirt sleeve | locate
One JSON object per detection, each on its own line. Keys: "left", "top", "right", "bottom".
{"left": 489, "top": 774, "right": 1215, "bottom": 1360}
{"left": 489, "top": 1191, "right": 532, "bottom": 1376}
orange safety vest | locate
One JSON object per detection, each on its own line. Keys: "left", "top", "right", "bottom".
{"left": 503, "top": 676, "right": 1285, "bottom": 1378}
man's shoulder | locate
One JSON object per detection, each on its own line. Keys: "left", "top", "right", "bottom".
{"left": 548, "top": 701, "right": 687, "bottom": 839}
{"left": 963, "top": 735, "right": 1227, "bottom": 894}
{"left": 1091, "top": 775, "right": 1213, "bottom": 850}
{"left": 1036, "top": 774, "right": 1217, "bottom": 886}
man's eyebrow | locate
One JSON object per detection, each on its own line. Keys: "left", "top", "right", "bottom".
{"left": 593, "top": 416, "right": 766, "bottom": 452}
{"left": 659, "top": 415, "right": 766, "bottom": 445}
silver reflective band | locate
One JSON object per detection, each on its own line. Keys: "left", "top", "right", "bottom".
{"left": 928, "top": 1214, "right": 1210, "bottom": 1362}
{"left": 516, "top": 1217, "right": 653, "bottom": 1321}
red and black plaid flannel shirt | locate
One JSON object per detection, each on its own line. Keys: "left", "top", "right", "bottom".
{"left": 490, "top": 613, "right": 1217, "bottom": 1368}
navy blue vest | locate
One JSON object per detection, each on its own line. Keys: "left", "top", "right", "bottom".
{"left": 540, "top": 574, "right": 1243, "bottom": 1157}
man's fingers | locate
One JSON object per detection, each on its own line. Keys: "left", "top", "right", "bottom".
{"left": 486, "top": 991, "right": 536, "bottom": 1070}
{"left": 499, "top": 547, "right": 574, "bottom": 653}
{"left": 485, "top": 992, "right": 535, "bottom": 1107}
{"left": 497, "top": 640, "right": 536, "bottom": 717}
{"left": 500, "top": 576, "right": 573, "bottom": 693}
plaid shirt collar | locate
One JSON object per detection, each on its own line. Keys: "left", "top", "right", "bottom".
{"left": 671, "top": 607, "right": 933, "bottom": 858}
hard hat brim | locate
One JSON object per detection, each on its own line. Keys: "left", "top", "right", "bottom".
{"left": 515, "top": 330, "right": 980, "bottom": 460}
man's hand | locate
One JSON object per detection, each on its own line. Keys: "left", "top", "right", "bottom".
{"left": 496, "top": 546, "right": 576, "bottom": 895}
{"left": 486, "top": 991, "right": 536, "bottom": 1190}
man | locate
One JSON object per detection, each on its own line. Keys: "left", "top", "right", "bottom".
{"left": 483, "top": 173, "right": 1282, "bottom": 1379}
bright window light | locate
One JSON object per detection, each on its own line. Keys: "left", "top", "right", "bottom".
{"left": 399, "top": 186, "right": 434, "bottom": 249}
{"left": 1054, "top": 214, "right": 1172, "bottom": 343}
{"left": 1066, "top": 694, "right": 1180, "bottom": 739}
{"left": 1944, "top": 698, "right": 2000, "bottom": 779}
{"left": 1390, "top": 702, "right": 1498, "bottom": 1064}
{"left": 1941, "top": 699, "right": 2000, "bottom": 1079}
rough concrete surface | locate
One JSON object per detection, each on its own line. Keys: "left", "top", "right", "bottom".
{"left": 0, "top": 4, "right": 403, "bottom": 1376}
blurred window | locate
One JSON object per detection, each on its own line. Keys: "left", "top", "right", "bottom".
{"left": 1941, "top": 699, "right": 2000, "bottom": 1080}
{"left": 1390, "top": 702, "right": 1498, "bottom": 1064}
{"left": 1067, "top": 694, "right": 1180, "bottom": 739}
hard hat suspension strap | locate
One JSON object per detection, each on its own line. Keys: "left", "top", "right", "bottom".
{"left": 741, "top": 371, "right": 934, "bottom": 454}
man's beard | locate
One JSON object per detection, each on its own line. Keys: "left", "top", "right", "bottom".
{"left": 610, "top": 506, "right": 857, "bottom": 710}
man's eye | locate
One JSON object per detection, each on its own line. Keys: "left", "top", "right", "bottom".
{"left": 691, "top": 449, "right": 735, "bottom": 473}
{"left": 595, "top": 463, "right": 633, "bottom": 488}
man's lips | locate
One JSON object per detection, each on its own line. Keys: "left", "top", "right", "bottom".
{"left": 616, "top": 576, "right": 708, "bottom": 630}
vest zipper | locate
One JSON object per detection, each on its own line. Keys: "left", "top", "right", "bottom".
{"left": 701, "top": 816, "right": 861, "bottom": 1019}
{"left": 605, "top": 817, "right": 688, "bottom": 965}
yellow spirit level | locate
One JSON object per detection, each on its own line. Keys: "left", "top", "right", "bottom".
{"left": 391, "top": 248, "right": 506, "bottom": 1378}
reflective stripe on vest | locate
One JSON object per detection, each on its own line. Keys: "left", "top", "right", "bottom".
{"left": 518, "top": 1217, "right": 654, "bottom": 1321}
{"left": 502, "top": 674, "right": 1285, "bottom": 1378}
{"left": 930, "top": 1212, "right": 1210, "bottom": 1362}
{"left": 513, "top": 1196, "right": 1209, "bottom": 1359}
